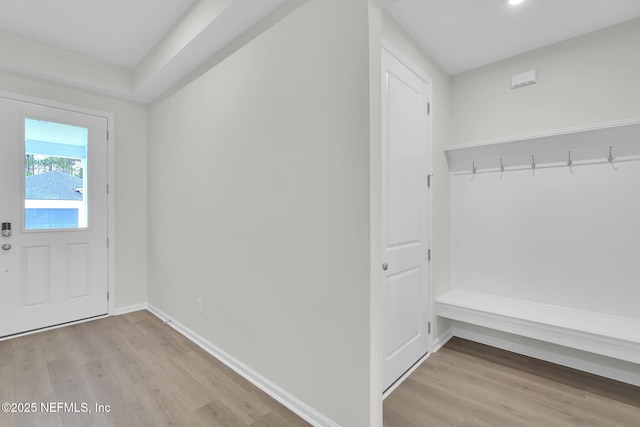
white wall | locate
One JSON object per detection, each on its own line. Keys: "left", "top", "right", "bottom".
{"left": 0, "top": 27, "right": 131, "bottom": 100}
{"left": 447, "top": 18, "right": 640, "bottom": 358}
{"left": 381, "top": 13, "right": 452, "bottom": 339}
{"left": 368, "top": 4, "right": 383, "bottom": 424}
{"left": 147, "top": 0, "right": 373, "bottom": 425}
{"left": 0, "top": 70, "right": 149, "bottom": 309}
{"left": 451, "top": 18, "right": 640, "bottom": 145}
{"left": 451, "top": 161, "right": 640, "bottom": 319}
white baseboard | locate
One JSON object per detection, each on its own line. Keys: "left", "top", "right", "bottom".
{"left": 382, "top": 325, "right": 455, "bottom": 399}
{"left": 381, "top": 326, "right": 456, "bottom": 399}
{"left": 382, "top": 351, "right": 430, "bottom": 399}
{"left": 0, "top": 313, "right": 109, "bottom": 342}
{"left": 451, "top": 323, "right": 640, "bottom": 388}
{"left": 431, "top": 328, "right": 453, "bottom": 353}
{"left": 112, "top": 303, "right": 148, "bottom": 316}
{"left": 146, "top": 304, "right": 338, "bottom": 427}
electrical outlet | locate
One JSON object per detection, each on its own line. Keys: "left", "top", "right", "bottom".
{"left": 197, "top": 299, "right": 203, "bottom": 314}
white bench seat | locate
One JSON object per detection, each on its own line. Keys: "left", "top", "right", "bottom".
{"left": 435, "top": 289, "right": 640, "bottom": 365}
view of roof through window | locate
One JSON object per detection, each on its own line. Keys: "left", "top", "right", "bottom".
{"left": 24, "top": 118, "right": 89, "bottom": 230}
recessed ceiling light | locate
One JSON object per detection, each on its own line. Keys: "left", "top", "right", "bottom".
{"left": 508, "top": 0, "right": 525, "bottom": 5}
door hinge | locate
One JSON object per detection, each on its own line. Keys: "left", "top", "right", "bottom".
{"left": 107, "top": 291, "right": 110, "bottom": 302}
{"left": 428, "top": 321, "right": 431, "bottom": 334}
{"left": 427, "top": 174, "right": 432, "bottom": 189}
{"left": 106, "top": 184, "right": 109, "bottom": 194}
{"left": 107, "top": 238, "right": 109, "bottom": 248}
{"left": 106, "top": 130, "right": 110, "bottom": 141}
{"left": 428, "top": 249, "right": 431, "bottom": 261}
{"left": 427, "top": 102, "right": 431, "bottom": 115}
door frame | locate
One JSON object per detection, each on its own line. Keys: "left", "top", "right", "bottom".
{"left": 0, "top": 90, "right": 116, "bottom": 317}
{"left": 380, "top": 40, "right": 434, "bottom": 397}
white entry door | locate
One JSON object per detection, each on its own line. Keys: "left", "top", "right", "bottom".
{"left": 382, "top": 48, "right": 432, "bottom": 391}
{"left": 0, "top": 96, "right": 109, "bottom": 337}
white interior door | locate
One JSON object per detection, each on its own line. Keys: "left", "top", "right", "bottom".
{"left": 382, "top": 48, "right": 432, "bottom": 391}
{"left": 0, "top": 96, "right": 109, "bottom": 337}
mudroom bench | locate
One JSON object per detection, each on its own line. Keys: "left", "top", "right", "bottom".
{"left": 436, "top": 289, "right": 640, "bottom": 365}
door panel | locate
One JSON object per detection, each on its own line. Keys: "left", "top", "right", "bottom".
{"left": 382, "top": 49, "right": 432, "bottom": 391}
{"left": 68, "top": 243, "right": 91, "bottom": 299}
{"left": 385, "top": 268, "right": 422, "bottom": 357}
{"left": 0, "top": 96, "right": 108, "bottom": 337}
{"left": 23, "top": 245, "right": 50, "bottom": 306}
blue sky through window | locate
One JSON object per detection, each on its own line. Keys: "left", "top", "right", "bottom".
{"left": 25, "top": 118, "right": 88, "bottom": 158}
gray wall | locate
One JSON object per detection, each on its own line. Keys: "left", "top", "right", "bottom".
{"left": 147, "top": 0, "right": 373, "bottom": 425}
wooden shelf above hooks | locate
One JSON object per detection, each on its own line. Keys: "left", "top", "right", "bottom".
{"left": 445, "top": 118, "right": 640, "bottom": 174}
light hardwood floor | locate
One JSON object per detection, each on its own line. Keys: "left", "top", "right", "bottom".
{"left": 0, "top": 310, "right": 309, "bottom": 427}
{"left": 384, "top": 337, "right": 640, "bottom": 426}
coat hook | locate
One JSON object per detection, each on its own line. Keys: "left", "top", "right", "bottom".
{"left": 608, "top": 146, "right": 614, "bottom": 163}
{"left": 472, "top": 161, "right": 476, "bottom": 175}
{"left": 500, "top": 158, "right": 505, "bottom": 174}
{"left": 567, "top": 151, "right": 573, "bottom": 167}
{"left": 531, "top": 154, "right": 536, "bottom": 170}
{"left": 608, "top": 146, "right": 618, "bottom": 171}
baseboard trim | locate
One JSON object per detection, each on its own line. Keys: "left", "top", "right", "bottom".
{"left": 113, "top": 303, "right": 148, "bottom": 316}
{"left": 382, "top": 351, "right": 430, "bottom": 399}
{"left": 146, "top": 304, "right": 338, "bottom": 427}
{"left": 431, "top": 327, "right": 453, "bottom": 353}
{"left": 452, "top": 323, "right": 640, "bottom": 388}
{"left": 0, "top": 313, "right": 109, "bottom": 342}
{"left": 381, "top": 327, "right": 453, "bottom": 399}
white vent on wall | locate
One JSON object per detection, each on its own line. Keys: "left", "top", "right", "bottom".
{"left": 511, "top": 69, "right": 537, "bottom": 89}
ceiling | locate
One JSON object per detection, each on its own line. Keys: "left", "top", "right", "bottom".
{"left": 0, "top": 0, "right": 639, "bottom": 102}
{"left": 381, "top": 0, "right": 640, "bottom": 75}
{"left": 0, "top": 0, "right": 198, "bottom": 69}
{"left": 0, "top": 0, "right": 288, "bottom": 102}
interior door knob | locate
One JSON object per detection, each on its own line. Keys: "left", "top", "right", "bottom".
{"left": 1, "top": 244, "right": 11, "bottom": 251}
{"left": 382, "top": 263, "right": 389, "bottom": 271}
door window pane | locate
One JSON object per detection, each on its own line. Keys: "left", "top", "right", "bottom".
{"left": 24, "top": 118, "right": 88, "bottom": 230}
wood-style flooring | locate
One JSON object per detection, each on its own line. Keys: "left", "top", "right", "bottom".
{"left": 0, "top": 310, "right": 309, "bottom": 427}
{"left": 4, "top": 314, "right": 639, "bottom": 426}
{"left": 384, "top": 337, "right": 640, "bottom": 426}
